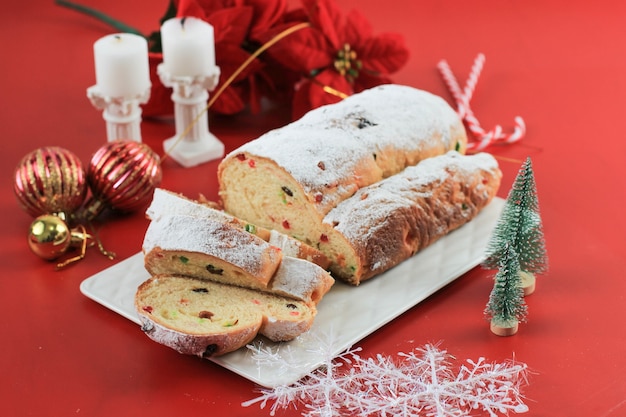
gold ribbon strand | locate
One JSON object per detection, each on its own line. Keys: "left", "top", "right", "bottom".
{"left": 162, "top": 22, "right": 313, "bottom": 161}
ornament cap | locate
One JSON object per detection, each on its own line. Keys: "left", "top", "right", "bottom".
{"left": 80, "top": 197, "right": 107, "bottom": 222}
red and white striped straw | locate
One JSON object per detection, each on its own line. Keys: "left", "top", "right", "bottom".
{"left": 462, "top": 53, "right": 485, "bottom": 108}
{"left": 437, "top": 54, "right": 525, "bottom": 151}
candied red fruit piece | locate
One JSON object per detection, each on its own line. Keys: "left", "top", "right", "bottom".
{"left": 142, "top": 306, "right": 153, "bottom": 314}
{"left": 320, "top": 234, "right": 329, "bottom": 243}
{"left": 236, "top": 153, "right": 246, "bottom": 161}
{"left": 248, "top": 159, "right": 256, "bottom": 168}
{"left": 282, "top": 220, "right": 290, "bottom": 229}
{"left": 315, "top": 193, "right": 323, "bottom": 203}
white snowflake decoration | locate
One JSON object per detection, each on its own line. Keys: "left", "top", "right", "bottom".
{"left": 243, "top": 340, "right": 529, "bottom": 417}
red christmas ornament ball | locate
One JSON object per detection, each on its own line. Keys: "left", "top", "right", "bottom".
{"left": 13, "top": 146, "right": 88, "bottom": 220}
{"left": 84, "top": 141, "right": 162, "bottom": 219}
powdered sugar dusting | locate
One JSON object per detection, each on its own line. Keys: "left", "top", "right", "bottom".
{"left": 143, "top": 214, "right": 276, "bottom": 274}
{"left": 268, "top": 230, "right": 299, "bottom": 257}
{"left": 299, "top": 84, "right": 460, "bottom": 151}
{"left": 226, "top": 85, "right": 463, "bottom": 208}
{"left": 269, "top": 256, "right": 333, "bottom": 304}
{"left": 325, "top": 151, "right": 499, "bottom": 244}
{"left": 146, "top": 188, "right": 231, "bottom": 222}
{"left": 240, "top": 127, "right": 375, "bottom": 207}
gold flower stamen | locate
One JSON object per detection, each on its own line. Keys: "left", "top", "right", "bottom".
{"left": 334, "top": 44, "right": 360, "bottom": 78}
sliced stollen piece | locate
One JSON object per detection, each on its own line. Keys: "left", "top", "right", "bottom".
{"left": 145, "top": 247, "right": 334, "bottom": 305}
{"left": 218, "top": 84, "right": 466, "bottom": 255}
{"left": 143, "top": 214, "right": 283, "bottom": 288}
{"left": 268, "top": 230, "right": 330, "bottom": 270}
{"left": 145, "top": 188, "right": 270, "bottom": 239}
{"left": 145, "top": 188, "right": 330, "bottom": 269}
{"left": 262, "top": 256, "right": 333, "bottom": 305}
{"left": 322, "top": 151, "right": 503, "bottom": 284}
{"left": 135, "top": 275, "right": 316, "bottom": 357}
{"left": 144, "top": 213, "right": 334, "bottom": 305}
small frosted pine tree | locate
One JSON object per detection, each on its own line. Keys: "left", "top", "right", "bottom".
{"left": 483, "top": 157, "right": 548, "bottom": 294}
{"left": 485, "top": 243, "right": 527, "bottom": 335}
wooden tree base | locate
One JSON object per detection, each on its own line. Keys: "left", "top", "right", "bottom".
{"left": 519, "top": 271, "right": 536, "bottom": 296}
{"left": 490, "top": 319, "right": 519, "bottom": 336}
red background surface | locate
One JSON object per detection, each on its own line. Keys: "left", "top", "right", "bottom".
{"left": 2, "top": 1, "right": 625, "bottom": 416}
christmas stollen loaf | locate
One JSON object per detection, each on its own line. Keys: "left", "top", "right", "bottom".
{"left": 135, "top": 275, "right": 316, "bottom": 357}
{"left": 146, "top": 188, "right": 330, "bottom": 269}
{"left": 323, "top": 151, "right": 502, "bottom": 284}
{"left": 217, "top": 84, "right": 501, "bottom": 283}
{"left": 218, "top": 85, "right": 467, "bottom": 242}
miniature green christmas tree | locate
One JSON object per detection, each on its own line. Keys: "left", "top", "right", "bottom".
{"left": 483, "top": 156, "right": 548, "bottom": 295}
{"left": 485, "top": 243, "right": 527, "bottom": 336}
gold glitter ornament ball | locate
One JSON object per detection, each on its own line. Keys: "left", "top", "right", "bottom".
{"left": 13, "top": 147, "right": 88, "bottom": 220}
{"left": 28, "top": 215, "right": 73, "bottom": 260}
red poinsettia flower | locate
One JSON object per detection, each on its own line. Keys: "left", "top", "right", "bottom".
{"left": 177, "top": 0, "right": 287, "bottom": 40}
{"left": 62, "top": 0, "right": 405, "bottom": 119}
{"left": 258, "top": 0, "right": 410, "bottom": 119}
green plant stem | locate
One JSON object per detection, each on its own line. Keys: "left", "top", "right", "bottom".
{"left": 56, "top": 0, "right": 145, "bottom": 37}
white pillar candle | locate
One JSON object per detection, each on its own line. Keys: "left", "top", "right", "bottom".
{"left": 93, "top": 33, "right": 151, "bottom": 98}
{"left": 161, "top": 17, "right": 216, "bottom": 77}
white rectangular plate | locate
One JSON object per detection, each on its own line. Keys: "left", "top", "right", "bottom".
{"left": 80, "top": 197, "right": 504, "bottom": 388}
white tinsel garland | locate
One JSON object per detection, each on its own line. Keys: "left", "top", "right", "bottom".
{"left": 242, "top": 337, "right": 529, "bottom": 417}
